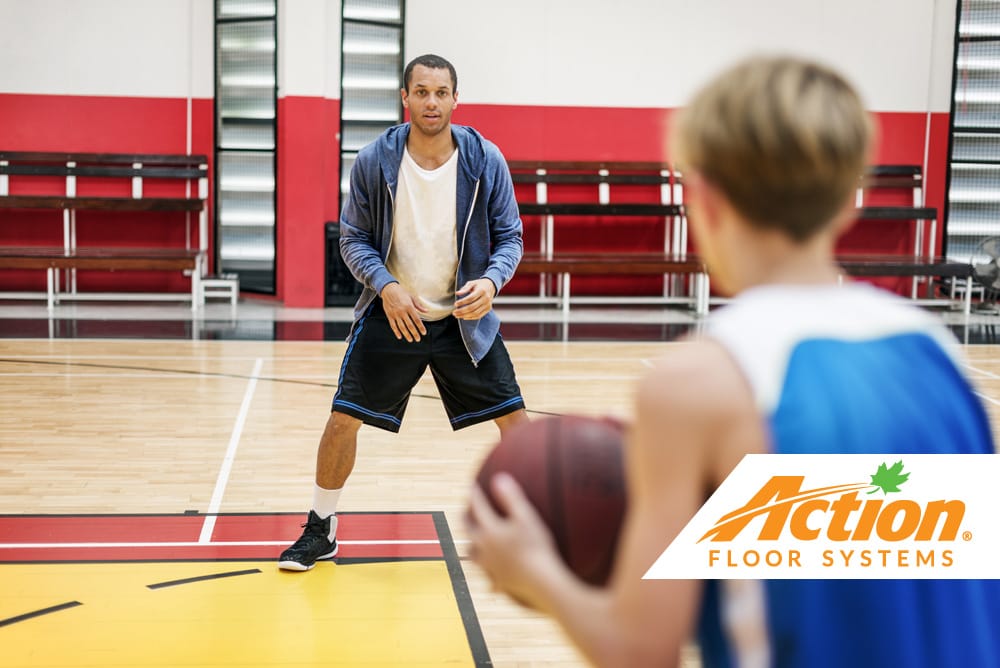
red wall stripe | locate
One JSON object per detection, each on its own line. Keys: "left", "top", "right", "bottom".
{"left": 0, "top": 93, "right": 215, "bottom": 291}
{"left": 455, "top": 104, "right": 675, "bottom": 162}
{"left": 0, "top": 93, "right": 952, "bottom": 303}
{"left": 0, "top": 93, "right": 191, "bottom": 152}
{"left": 458, "top": 105, "right": 950, "bottom": 296}
{"left": 459, "top": 105, "right": 948, "bottom": 216}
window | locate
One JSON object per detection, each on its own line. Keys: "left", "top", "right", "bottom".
{"left": 215, "top": 0, "right": 277, "bottom": 293}
{"left": 340, "top": 0, "right": 404, "bottom": 201}
{"left": 948, "top": 0, "right": 1000, "bottom": 263}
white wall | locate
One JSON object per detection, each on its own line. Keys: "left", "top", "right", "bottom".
{"left": 928, "top": 0, "right": 958, "bottom": 112}
{"left": 0, "top": 0, "right": 342, "bottom": 100}
{"left": 0, "top": 0, "right": 954, "bottom": 110}
{"left": 0, "top": 0, "right": 214, "bottom": 98}
{"left": 406, "top": 0, "right": 956, "bottom": 112}
{"left": 277, "top": 0, "right": 341, "bottom": 98}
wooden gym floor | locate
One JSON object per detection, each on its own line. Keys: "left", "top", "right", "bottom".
{"left": 2, "top": 306, "right": 1000, "bottom": 667}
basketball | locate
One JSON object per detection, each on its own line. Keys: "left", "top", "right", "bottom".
{"left": 475, "top": 415, "right": 627, "bottom": 586}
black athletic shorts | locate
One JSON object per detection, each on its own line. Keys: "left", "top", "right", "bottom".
{"left": 331, "top": 299, "right": 525, "bottom": 432}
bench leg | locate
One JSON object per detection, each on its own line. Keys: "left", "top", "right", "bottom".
{"left": 695, "top": 273, "right": 710, "bottom": 317}
{"left": 703, "top": 274, "right": 710, "bottom": 316}
{"left": 965, "top": 277, "right": 972, "bottom": 319}
{"left": 191, "top": 255, "right": 202, "bottom": 311}
{"left": 562, "top": 273, "right": 571, "bottom": 320}
{"left": 46, "top": 268, "right": 55, "bottom": 310}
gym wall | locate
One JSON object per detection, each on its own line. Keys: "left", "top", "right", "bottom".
{"left": 0, "top": 0, "right": 955, "bottom": 306}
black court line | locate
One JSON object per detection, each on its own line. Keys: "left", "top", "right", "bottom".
{"left": 433, "top": 511, "right": 492, "bottom": 668}
{"left": 0, "top": 358, "right": 563, "bottom": 418}
{"left": 334, "top": 556, "right": 444, "bottom": 565}
{"left": 147, "top": 568, "right": 262, "bottom": 590}
{"left": 0, "top": 601, "right": 82, "bottom": 628}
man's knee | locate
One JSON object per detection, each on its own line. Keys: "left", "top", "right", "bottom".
{"left": 494, "top": 409, "right": 529, "bottom": 435}
{"left": 327, "top": 410, "right": 363, "bottom": 436}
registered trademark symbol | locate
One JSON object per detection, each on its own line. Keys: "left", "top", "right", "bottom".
{"left": 963, "top": 531, "right": 973, "bottom": 542}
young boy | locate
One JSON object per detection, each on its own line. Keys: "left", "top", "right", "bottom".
{"left": 468, "top": 56, "right": 1000, "bottom": 667}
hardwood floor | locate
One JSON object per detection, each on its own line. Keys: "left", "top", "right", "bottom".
{"left": 2, "top": 337, "right": 998, "bottom": 667}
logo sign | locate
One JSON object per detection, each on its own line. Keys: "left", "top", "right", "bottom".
{"left": 644, "top": 455, "right": 1000, "bottom": 579}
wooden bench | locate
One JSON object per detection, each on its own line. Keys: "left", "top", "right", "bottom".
{"left": 510, "top": 199, "right": 698, "bottom": 314}
{"left": 836, "top": 254, "right": 974, "bottom": 315}
{"left": 506, "top": 161, "right": 697, "bottom": 312}
{"left": 509, "top": 160, "right": 685, "bottom": 257}
{"left": 507, "top": 160, "right": 974, "bottom": 316}
{"left": 0, "top": 151, "right": 210, "bottom": 309}
{"left": 843, "top": 164, "right": 975, "bottom": 306}
{"left": 513, "top": 252, "right": 710, "bottom": 316}
{"left": 0, "top": 247, "right": 203, "bottom": 309}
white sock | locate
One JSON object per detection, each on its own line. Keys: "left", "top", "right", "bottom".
{"left": 312, "top": 484, "right": 341, "bottom": 540}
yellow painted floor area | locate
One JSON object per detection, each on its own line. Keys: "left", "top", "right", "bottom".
{"left": 2, "top": 560, "right": 475, "bottom": 668}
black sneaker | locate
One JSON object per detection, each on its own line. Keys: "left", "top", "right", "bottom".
{"left": 277, "top": 510, "right": 339, "bottom": 571}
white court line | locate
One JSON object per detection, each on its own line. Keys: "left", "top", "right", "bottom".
{"left": 199, "top": 357, "right": 264, "bottom": 544}
{"left": 960, "top": 365, "right": 1000, "bottom": 407}
{"left": 0, "top": 373, "right": 234, "bottom": 379}
{"left": 517, "top": 357, "right": 670, "bottom": 363}
{"left": 506, "top": 374, "right": 642, "bottom": 381}
{"left": 975, "top": 391, "right": 1000, "bottom": 408}
{"left": 2, "top": 371, "right": 643, "bottom": 382}
{"left": 0, "top": 539, "right": 465, "bottom": 548}
{"left": 965, "top": 363, "right": 1000, "bottom": 380}
{"left": 0, "top": 354, "right": 273, "bottom": 360}
{"left": 1, "top": 353, "right": 666, "bottom": 363}
{"left": 640, "top": 359, "right": 654, "bottom": 368}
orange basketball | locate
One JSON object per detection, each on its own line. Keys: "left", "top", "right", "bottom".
{"left": 475, "top": 415, "right": 627, "bottom": 586}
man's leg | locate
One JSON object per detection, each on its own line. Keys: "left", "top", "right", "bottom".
{"left": 494, "top": 408, "right": 529, "bottom": 437}
{"left": 280, "top": 300, "right": 426, "bottom": 571}
{"left": 278, "top": 411, "right": 362, "bottom": 571}
{"left": 317, "top": 410, "right": 363, "bottom": 489}
{"left": 310, "top": 410, "right": 364, "bottom": 539}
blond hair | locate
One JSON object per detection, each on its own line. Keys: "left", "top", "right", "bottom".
{"left": 673, "top": 56, "right": 873, "bottom": 242}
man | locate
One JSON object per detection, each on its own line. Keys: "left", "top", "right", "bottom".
{"left": 280, "top": 54, "right": 528, "bottom": 571}
{"left": 468, "top": 56, "right": 1000, "bottom": 667}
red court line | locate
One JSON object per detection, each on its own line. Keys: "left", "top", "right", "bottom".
{"left": 0, "top": 515, "right": 200, "bottom": 543}
{"left": 0, "top": 543, "right": 442, "bottom": 562}
{"left": 0, "top": 513, "right": 443, "bottom": 562}
{"left": 211, "top": 513, "right": 438, "bottom": 542}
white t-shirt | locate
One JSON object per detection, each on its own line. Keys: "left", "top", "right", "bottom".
{"left": 385, "top": 147, "right": 460, "bottom": 320}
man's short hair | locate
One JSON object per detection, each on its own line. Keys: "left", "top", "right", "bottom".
{"left": 673, "top": 56, "right": 873, "bottom": 242}
{"left": 403, "top": 54, "right": 458, "bottom": 94}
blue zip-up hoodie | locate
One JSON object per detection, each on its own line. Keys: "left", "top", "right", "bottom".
{"left": 340, "top": 123, "right": 523, "bottom": 364}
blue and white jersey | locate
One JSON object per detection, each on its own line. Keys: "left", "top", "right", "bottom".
{"left": 698, "top": 282, "right": 1000, "bottom": 668}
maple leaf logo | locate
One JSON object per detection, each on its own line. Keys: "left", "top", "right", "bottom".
{"left": 868, "top": 460, "right": 910, "bottom": 494}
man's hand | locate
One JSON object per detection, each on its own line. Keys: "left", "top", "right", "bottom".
{"left": 454, "top": 278, "right": 497, "bottom": 320}
{"left": 380, "top": 282, "right": 428, "bottom": 342}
